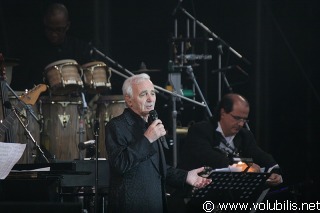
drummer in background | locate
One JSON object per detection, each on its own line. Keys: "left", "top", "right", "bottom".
{"left": 11, "top": 3, "right": 95, "bottom": 91}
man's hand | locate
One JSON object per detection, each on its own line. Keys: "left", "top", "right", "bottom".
{"left": 144, "top": 119, "right": 166, "bottom": 143}
{"left": 266, "top": 173, "right": 283, "bottom": 186}
{"left": 186, "top": 167, "right": 212, "bottom": 188}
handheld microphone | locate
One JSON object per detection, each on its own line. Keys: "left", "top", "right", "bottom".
{"left": 148, "top": 110, "right": 169, "bottom": 149}
{"left": 78, "top": 140, "right": 95, "bottom": 150}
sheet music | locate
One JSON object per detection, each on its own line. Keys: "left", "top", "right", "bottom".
{"left": 214, "top": 164, "right": 266, "bottom": 173}
{"left": 0, "top": 142, "right": 26, "bottom": 179}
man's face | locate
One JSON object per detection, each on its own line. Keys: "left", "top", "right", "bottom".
{"left": 44, "top": 14, "right": 69, "bottom": 45}
{"left": 220, "top": 101, "right": 249, "bottom": 137}
{"left": 125, "top": 79, "right": 156, "bottom": 119}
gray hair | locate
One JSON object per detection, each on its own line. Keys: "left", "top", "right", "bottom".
{"left": 122, "top": 73, "right": 151, "bottom": 97}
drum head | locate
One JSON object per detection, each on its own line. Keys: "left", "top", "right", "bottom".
{"left": 82, "top": 61, "right": 106, "bottom": 69}
{"left": 44, "top": 59, "right": 83, "bottom": 95}
{"left": 45, "top": 59, "right": 78, "bottom": 70}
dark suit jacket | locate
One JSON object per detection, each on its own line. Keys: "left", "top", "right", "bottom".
{"left": 105, "top": 108, "right": 188, "bottom": 213}
{"left": 179, "top": 119, "right": 280, "bottom": 173}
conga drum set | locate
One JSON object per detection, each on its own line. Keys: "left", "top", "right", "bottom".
{"left": 39, "top": 59, "right": 123, "bottom": 161}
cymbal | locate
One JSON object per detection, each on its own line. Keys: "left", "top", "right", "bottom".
{"left": 134, "top": 68, "right": 161, "bottom": 73}
{"left": 134, "top": 61, "right": 160, "bottom": 73}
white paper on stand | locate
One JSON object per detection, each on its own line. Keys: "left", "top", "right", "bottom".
{"left": 0, "top": 142, "right": 26, "bottom": 179}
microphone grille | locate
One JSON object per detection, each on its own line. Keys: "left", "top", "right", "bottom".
{"left": 148, "top": 110, "right": 158, "bottom": 124}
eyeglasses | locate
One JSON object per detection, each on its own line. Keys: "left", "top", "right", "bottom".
{"left": 45, "top": 26, "right": 68, "bottom": 34}
{"left": 229, "top": 113, "right": 249, "bottom": 123}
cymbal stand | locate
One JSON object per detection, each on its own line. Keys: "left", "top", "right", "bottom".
{"left": 177, "top": 6, "right": 251, "bottom": 101}
{"left": 185, "top": 66, "right": 212, "bottom": 117}
{"left": 9, "top": 103, "right": 49, "bottom": 163}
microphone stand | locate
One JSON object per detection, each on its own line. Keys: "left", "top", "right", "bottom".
{"left": 91, "top": 46, "right": 207, "bottom": 167}
{"left": 10, "top": 105, "right": 49, "bottom": 163}
{"left": 93, "top": 119, "right": 99, "bottom": 213}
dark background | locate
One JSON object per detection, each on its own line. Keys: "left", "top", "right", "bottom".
{"left": 1, "top": 0, "right": 319, "bottom": 202}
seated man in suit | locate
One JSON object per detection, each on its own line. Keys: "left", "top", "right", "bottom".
{"left": 179, "top": 93, "right": 282, "bottom": 186}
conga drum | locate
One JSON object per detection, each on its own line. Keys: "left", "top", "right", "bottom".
{"left": 95, "top": 95, "right": 126, "bottom": 158}
{"left": 39, "top": 96, "right": 87, "bottom": 161}
{"left": 0, "top": 91, "right": 40, "bottom": 164}
{"left": 82, "top": 61, "right": 111, "bottom": 94}
{"left": 44, "top": 59, "right": 83, "bottom": 95}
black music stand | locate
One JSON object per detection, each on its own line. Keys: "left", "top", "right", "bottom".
{"left": 187, "top": 172, "right": 271, "bottom": 213}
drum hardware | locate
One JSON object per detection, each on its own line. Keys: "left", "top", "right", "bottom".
{"left": 176, "top": 127, "right": 188, "bottom": 135}
{"left": 54, "top": 62, "right": 83, "bottom": 87}
{"left": 52, "top": 101, "right": 80, "bottom": 128}
{"left": 44, "top": 59, "right": 84, "bottom": 95}
{"left": 87, "top": 64, "right": 111, "bottom": 88}
{"left": 58, "top": 112, "right": 70, "bottom": 128}
{"left": 94, "top": 95, "right": 126, "bottom": 158}
{"left": 39, "top": 96, "right": 86, "bottom": 161}
{"left": 82, "top": 61, "right": 112, "bottom": 94}
{"left": 176, "top": 54, "right": 212, "bottom": 61}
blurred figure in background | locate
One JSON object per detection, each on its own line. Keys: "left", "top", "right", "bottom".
{"left": 11, "top": 2, "right": 94, "bottom": 91}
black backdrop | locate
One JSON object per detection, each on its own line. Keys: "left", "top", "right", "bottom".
{"left": 1, "top": 0, "right": 319, "bottom": 202}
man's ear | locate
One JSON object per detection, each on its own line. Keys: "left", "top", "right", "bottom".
{"left": 124, "top": 95, "right": 132, "bottom": 107}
